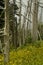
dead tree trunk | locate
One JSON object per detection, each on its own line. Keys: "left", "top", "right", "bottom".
{"left": 4, "top": 0, "right": 9, "bottom": 64}
{"left": 22, "top": 1, "right": 29, "bottom": 45}
{"left": 9, "top": 0, "right": 17, "bottom": 48}
{"left": 9, "top": 4, "right": 15, "bottom": 48}
{"left": 27, "top": 0, "right": 32, "bottom": 39}
{"left": 32, "top": 0, "right": 38, "bottom": 42}
{"left": 22, "top": 15, "right": 26, "bottom": 45}
{"left": 19, "top": 0, "right": 22, "bottom": 46}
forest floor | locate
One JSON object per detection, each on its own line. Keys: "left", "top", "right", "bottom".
{"left": 0, "top": 41, "right": 43, "bottom": 65}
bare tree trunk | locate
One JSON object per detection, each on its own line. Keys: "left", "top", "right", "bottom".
{"left": 4, "top": 0, "right": 9, "bottom": 64}
{"left": 32, "top": 0, "right": 38, "bottom": 42}
{"left": 9, "top": 4, "right": 15, "bottom": 47}
{"left": 22, "top": 0, "right": 29, "bottom": 45}
{"left": 11, "top": 4, "right": 16, "bottom": 48}
{"left": 22, "top": 15, "right": 26, "bottom": 45}
{"left": 15, "top": 17, "right": 18, "bottom": 48}
{"left": 27, "top": 0, "right": 32, "bottom": 38}
{"left": 9, "top": 0, "right": 17, "bottom": 48}
{"left": 19, "top": 0, "right": 22, "bottom": 46}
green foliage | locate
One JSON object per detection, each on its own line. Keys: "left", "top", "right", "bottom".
{"left": 32, "top": 40, "right": 43, "bottom": 48}
{"left": 0, "top": 41, "right": 43, "bottom": 65}
{"left": 32, "top": 41, "right": 41, "bottom": 48}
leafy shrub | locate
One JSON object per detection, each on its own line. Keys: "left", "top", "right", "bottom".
{"left": 32, "top": 40, "right": 43, "bottom": 48}
{"left": 32, "top": 41, "right": 41, "bottom": 48}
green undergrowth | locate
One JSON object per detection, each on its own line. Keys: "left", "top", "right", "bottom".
{"left": 0, "top": 41, "right": 43, "bottom": 65}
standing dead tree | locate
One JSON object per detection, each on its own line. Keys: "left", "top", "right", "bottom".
{"left": 27, "top": 0, "right": 32, "bottom": 29}
{"left": 4, "top": 0, "right": 10, "bottom": 64}
{"left": 9, "top": 3, "right": 15, "bottom": 48}
{"left": 19, "top": 0, "right": 22, "bottom": 46}
{"left": 27, "top": 0, "right": 32, "bottom": 38}
{"left": 22, "top": 1, "right": 29, "bottom": 45}
{"left": 9, "top": 0, "right": 19, "bottom": 48}
{"left": 32, "top": 0, "right": 39, "bottom": 41}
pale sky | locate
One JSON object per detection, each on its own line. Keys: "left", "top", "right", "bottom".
{"left": 9, "top": 0, "right": 43, "bottom": 30}
{"left": 10, "top": 0, "right": 43, "bottom": 22}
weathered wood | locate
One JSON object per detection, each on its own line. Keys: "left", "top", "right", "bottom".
{"left": 4, "top": 0, "right": 10, "bottom": 64}
{"left": 32, "top": 0, "right": 38, "bottom": 42}
{"left": 19, "top": 0, "right": 22, "bottom": 46}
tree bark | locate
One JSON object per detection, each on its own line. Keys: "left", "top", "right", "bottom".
{"left": 32, "top": 0, "right": 38, "bottom": 42}
{"left": 19, "top": 0, "right": 22, "bottom": 46}
{"left": 4, "top": 0, "right": 9, "bottom": 64}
